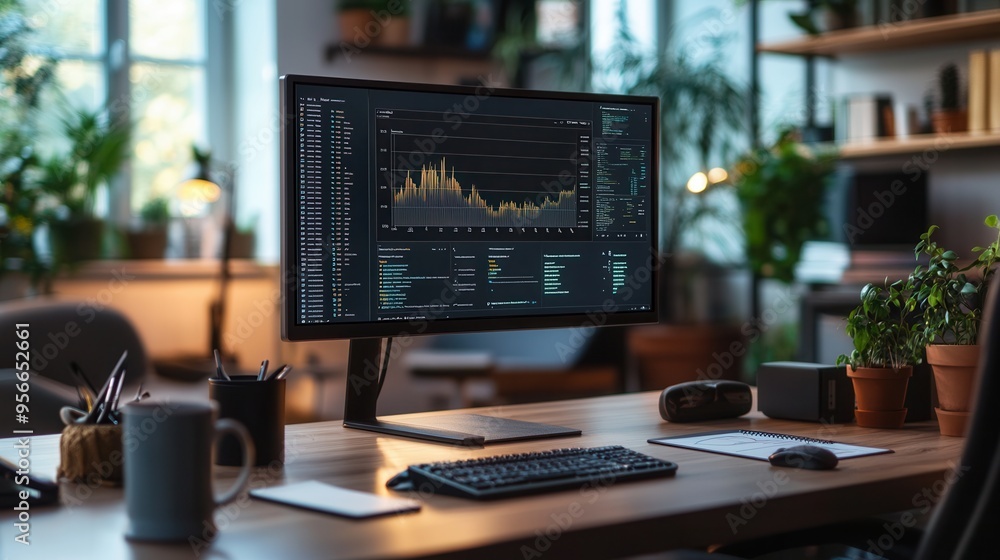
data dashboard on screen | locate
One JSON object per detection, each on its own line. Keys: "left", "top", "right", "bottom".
{"left": 286, "top": 78, "right": 657, "bottom": 332}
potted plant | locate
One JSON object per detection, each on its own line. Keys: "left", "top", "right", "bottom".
{"left": 41, "top": 108, "right": 129, "bottom": 267}
{"left": 126, "top": 197, "right": 171, "bottom": 259}
{"left": 788, "top": 0, "right": 860, "bottom": 35}
{"left": 732, "top": 129, "right": 837, "bottom": 285}
{"left": 930, "top": 63, "right": 967, "bottom": 134}
{"left": 911, "top": 215, "right": 1000, "bottom": 436}
{"left": 0, "top": 1, "right": 57, "bottom": 294}
{"left": 838, "top": 278, "right": 925, "bottom": 428}
{"left": 335, "top": 0, "right": 410, "bottom": 48}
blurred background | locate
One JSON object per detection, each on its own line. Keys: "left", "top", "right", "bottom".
{"left": 2, "top": 0, "right": 999, "bottom": 425}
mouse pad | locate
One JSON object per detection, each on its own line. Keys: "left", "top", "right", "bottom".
{"left": 251, "top": 481, "right": 421, "bottom": 519}
{"left": 648, "top": 429, "right": 891, "bottom": 461}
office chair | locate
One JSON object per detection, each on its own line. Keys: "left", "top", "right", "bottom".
{"left": 0, "top": 297, "right": 150, "bottom": 435}
{"left": 659, "top": 284, "right": 1000, "bottom": 560}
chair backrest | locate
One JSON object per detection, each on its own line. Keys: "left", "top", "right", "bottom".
{"left": 916, "top": 284, "right": 1000, "bottom": 560}
{"left": 0, "top": 297, "right": 149, "bottom": 389}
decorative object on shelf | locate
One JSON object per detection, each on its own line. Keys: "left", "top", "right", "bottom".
{"left": 930, "top": 62, "right": 968, "bottom": 134}
{"left": 788, "top": 0, "right": 860, "bottom": 35}
{"left": 732, "top": 130, "right": 838, "bottom": 284}
{"left": 910, "top": 215, "right": 1000, "bottom": 436}
{"left": 41, "top": 108, "right": 130, "bottom": 267}
{"left": 125, "top": 197, "right": 170, "bottom": 259}
{"left": 844, "top": 94, "right": 895, "bottom": 141}
{"left": 229, "top": 223, "right": 256, "bottom": 259}
{"left": 837, "top": 278, "right": 925, "bottom": 428}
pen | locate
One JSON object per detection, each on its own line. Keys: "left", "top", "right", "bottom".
{"left": 257, "top": 359, "right": 269, "bottom": 381}
{"left": 96, "top": 367, "right": 126, "bottom": 424}
{"left": 265, "top": 364, "right": 289, "bottom": 381}
{"left": 84, "top": 350, "right": 128, "bottom": 423}
{"left": 214, "top": 349, "right": 231, "bottom": 381}
{"left": 275, "top": 365, "right": 293, "bottom": 380}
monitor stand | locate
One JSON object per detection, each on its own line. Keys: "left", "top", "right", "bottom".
{"left": 342, "top": 338, "right": 582, "bottom": 446}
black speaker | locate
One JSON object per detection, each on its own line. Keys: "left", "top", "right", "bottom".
{"left": 757, "top": 362, "right": 855, "bottom": 423}
{"left": 659, "top": 380, "right": 753, "bottom": 423}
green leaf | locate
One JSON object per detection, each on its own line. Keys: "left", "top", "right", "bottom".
{"left": 986, "top": 214, "right": 999, "bottom": 228}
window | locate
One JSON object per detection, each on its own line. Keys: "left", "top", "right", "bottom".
{"left": 24, "top": 0, "right": 209, "bottom": 218}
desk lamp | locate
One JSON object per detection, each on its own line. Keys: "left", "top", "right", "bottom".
{"left": 154, "top": 147, "right": 237, "bottom": 381}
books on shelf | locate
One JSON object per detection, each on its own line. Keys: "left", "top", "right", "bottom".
{"left": 795, "top": 241, "right": 850, "bottom": 284}
{"left": 844, "top": 94, "right": 895, "bottom": 142}
{"left": 991, "top": 50, "right": 1000, "bottom": 132}
{"left": 969, "top": 50, "right": 989, "bottom": 133}
{"left": 972, "top": 49, "right": 1000, "bottom": 133}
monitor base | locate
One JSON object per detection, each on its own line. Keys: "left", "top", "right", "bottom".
{"left": 344, "top": 413, "right": 581, "bottom": 447}
{"left": 344, "top": 337, "right": 581, "bottom": 447}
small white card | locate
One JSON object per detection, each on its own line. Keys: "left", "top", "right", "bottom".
{"left": 251, "top": 480, "right": 421, "bottom": 519}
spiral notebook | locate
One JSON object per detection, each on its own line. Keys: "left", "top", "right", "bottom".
{"left": 648, "top": 430, "right": 891, "bottom": 461}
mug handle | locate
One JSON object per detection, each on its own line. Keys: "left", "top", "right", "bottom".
{"left": 212, "top": 418, "right": 256, "bottom": 507}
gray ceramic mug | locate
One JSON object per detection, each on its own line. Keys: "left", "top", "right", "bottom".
{"left": 122, "top": 400, "right": 254, "bottom": 542}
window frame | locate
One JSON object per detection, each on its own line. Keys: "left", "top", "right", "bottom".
{"left": 35, "top": 0, "right": 219, "bottom": 226}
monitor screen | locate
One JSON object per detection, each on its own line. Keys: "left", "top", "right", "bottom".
{"left": 281, "top": 75, "right": 659, "bottom": 341}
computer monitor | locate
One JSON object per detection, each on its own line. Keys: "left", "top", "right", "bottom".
{"left": 280, "top": 74, "right": 659, "bottom": 445}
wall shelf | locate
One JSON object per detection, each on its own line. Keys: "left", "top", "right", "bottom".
{"left": 757, "top": 9, "right": 1000, "bottom": 56}
{"left": 324, "top": 44, "right": 491, "bottom": 62}
{"left": 837, "top": 132, "right": 1000, "bottom": 158}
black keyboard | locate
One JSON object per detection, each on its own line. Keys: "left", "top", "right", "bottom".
{"left": 392, "top": 445, "right": 678, "bottom": 500}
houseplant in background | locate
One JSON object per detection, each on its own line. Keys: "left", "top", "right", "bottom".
{"left": 787, "top": 0, "right": 860, "bottom": 35}
{"left": 930, "top": 63, "right": 967, "bottom": 134}
{"left": 41, "top": 108, "right": 129, "bottom": 268}
{"left": 732, "top": 129, "right": 837, "bottom": 285}
{"left": 911, "top": 215, "right": 1000, "bottom": 436}
{"left": 592, "top": 9, "right": 750, "bottom": 389}
{"left": 730, "top": 129, "right": 837, "bottom": 370}
{"left": 334, "top": 0, "right": 410, "bottom": 49}
{"left": 126, "top": 197, "right": 171, "bottom": 259}
{"left": 0, "top": 0, "right": 57, "bottom": 295}
{"left": 838, "top": 277, "right": 925, "bottom": 428}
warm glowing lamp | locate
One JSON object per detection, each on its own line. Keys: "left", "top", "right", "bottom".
{"left": 686, "top": 171, "right": 708, "bottom": 193}
{"left": 707, "top": 167, "right": 728, "bottom": 184}
{"left": 177, "top": 148, "right": 222, "bottom": 216}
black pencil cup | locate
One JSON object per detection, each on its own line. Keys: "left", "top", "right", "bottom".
{"left": 209, "top": 375, "right": 285, "bottom": 467}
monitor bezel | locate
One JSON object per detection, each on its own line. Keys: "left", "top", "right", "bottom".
{"left": 280, "top": 74, "right": 660, "bottom": 342}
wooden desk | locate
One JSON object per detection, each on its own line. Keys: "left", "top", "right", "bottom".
{"left": 0, "top": 392, "right": 963, "bottom": 560}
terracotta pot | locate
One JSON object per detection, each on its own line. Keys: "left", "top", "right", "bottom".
{"left": 854, "top": 408, "right": 908, "bottom": 429}
{"left": 627, "top": 324, "right": 744, "bottom": 390}
{"left": 847, "top": 365, "right": 912, "bottom": 413}
{"left": 126, "top": 228, "right": 168, "bottom": 259}
{"left": 228, "top": 231, "right": 256, "bottom": 259}
{"left": 926, "top": 344, "right": 979, "bottom": 412}
{"left": 376, "top": 16, "right": 410, "bottom": 47}
{"left": 337, "top": 9, "right": 372, "bottom": 44}
{"left": 935, "top": 407, "right": 970, "bottom": 437}
{"left": 931, "top": 110, "right": 968, "bottom": 134}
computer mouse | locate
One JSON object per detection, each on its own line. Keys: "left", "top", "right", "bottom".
{"left": 386, "top": 469, "right": 413, "bottom": 491}
{"left": 768, "top": 445, "right": 839, "bottom": 470}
